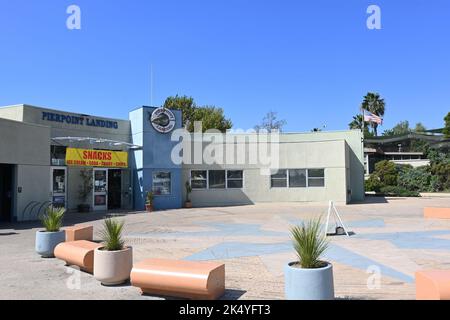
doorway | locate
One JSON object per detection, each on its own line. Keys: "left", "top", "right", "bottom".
{"left": 0, "top": 164, "right": 13, "bottom": 222}
{"left": 93, "top": 169, "right": 108, "bottom": 211}
{"left": 50, "top": 167, "right": 67, "bottom": 208}
{"left": 108, "top": 169, "right": 122, "bottom": 210}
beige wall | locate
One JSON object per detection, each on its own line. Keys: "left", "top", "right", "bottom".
{"left": 181, "top": 132, "right": 363, "bottom": 206}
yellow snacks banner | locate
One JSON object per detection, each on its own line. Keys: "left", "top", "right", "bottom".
{"left": 65, "top": 148, "right": 128, "bottom": 168}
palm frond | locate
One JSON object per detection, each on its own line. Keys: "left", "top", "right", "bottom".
{"left": 99, "top": 218, "right": 125, "bottom": 251}
{"left": 40, "top": 206, "right": 65, "bottom": 232}
{"left": 291, "top": 217, "right": 329, "bottom": 268}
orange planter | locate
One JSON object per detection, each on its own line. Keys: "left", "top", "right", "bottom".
{"left": 424, "top": 207, "right": 450, "bottom": 219}
{"left": 416, "top": 270, "right": 450, "bottom": 300}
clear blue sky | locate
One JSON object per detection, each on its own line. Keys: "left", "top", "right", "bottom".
{"left": 0, "top": 0, "right": 449, "bottom": 132}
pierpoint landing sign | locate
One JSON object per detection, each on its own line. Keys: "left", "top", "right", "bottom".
{"left": 42, "top": 111, "right": 119, "bottom": 129}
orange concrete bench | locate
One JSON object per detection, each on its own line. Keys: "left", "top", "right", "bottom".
{"left": 416, "top": 270, "right": 450, "bottom": 300}
{"left": 424, "top": 207, "right": 450, "bottom": 219}
{"left": 54, "top": 240, "right": 102, "bottom": 273}
{"left": 130, "top": 258, "right": 225, "bottom": 300}
{"left": 65, "top": 225, "right": 94, "bottom": 242}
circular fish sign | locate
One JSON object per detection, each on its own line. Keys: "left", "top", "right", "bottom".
{"left": 150, "top": 107, "right": 176, "bottom": 133}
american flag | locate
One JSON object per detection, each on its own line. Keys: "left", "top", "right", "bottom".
{"left": 363, "top": 109, "right": 383, "bottom": 124}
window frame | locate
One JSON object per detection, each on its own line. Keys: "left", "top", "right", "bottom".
{"left": 227, "top": 170, "right": 244, "bottom": 189}
{"left": 152, "top": 171, "right": 172, "bottom": 196}
{"left": 190, "top": 170, "right": 208, "bottom": 190}
{"left": 270, "top": 169, "right": 288, "bottom": 188}
{"left": 270, "top": 168, "right": 326, "bottom": 189}
{"left": 190, "top": 170, "right": 244, "bottom": 190}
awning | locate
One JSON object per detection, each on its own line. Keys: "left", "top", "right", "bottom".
{"left": 51, "top": 137, "right": 142, "bottom": 150}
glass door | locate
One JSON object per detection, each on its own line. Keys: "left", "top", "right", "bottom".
{"left": 93, "top": 169, "right": 108, "bottom": 211}
{"left": 51, "top": 167, "right": 67, "bottom": 208}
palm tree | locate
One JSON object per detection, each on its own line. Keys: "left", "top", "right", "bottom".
{"left": 348, "top": 114, "right": 365, "bottom": 130}
{"left": 361, "top": 92, "right": 385, "bottom": 136}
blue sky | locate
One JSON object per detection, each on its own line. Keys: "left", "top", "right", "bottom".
{"left": 0, "top": 0, "right": 449, "bottom": 132}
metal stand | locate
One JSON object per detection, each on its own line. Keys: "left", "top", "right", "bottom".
{"left": 324, "top": 200, "right": 351, "bottom": 237}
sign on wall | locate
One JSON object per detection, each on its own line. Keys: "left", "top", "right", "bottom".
{"left": 149, "top": 107, "right": 176, "bottom": 134}
{"left": 65, "top": 148, "right": 128, "bottom": 168}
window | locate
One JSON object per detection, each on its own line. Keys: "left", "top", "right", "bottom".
{"left": 308, "top": 169, "right": 325, "bottom": 187}
{"left": 289, "top": 169, "right": 307, "bottom": 188}
{"left": 227, "top": 170, "right": 243, "bottom": 189}
{"left": 271, "top": 170, "right": 287, "bottom": 188}
{"left": 191, "top": 170, "right": 207, "bottom": 189}
{"left": 152, "top": 171, "right": 171, "bottom": 195}
{"left": 208, "top": 170, "right": 226, "bottom": 189}
{"left": 51, "top": 145, "right": 67, "bottom": 166}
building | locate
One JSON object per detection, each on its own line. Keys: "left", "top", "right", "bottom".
{"left": 0, "top": 104, "right": 365, "bottom": 222}
{"left": 364, "top": 131, "right": 449, "bottom": 175}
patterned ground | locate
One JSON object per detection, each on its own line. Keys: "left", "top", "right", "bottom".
{"left": 1, "top": 196, "right": 449, "bottom": 300}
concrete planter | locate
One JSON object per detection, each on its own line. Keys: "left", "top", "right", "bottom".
{"left": 284, "top": 261, "right": 334, "bottom": 300}
{"left": 35, "top": 230, "right": 66, "bottom": 258}
{"left": 145, "top": 204, "right": 153, "bottom": 212}
{"left": 94, "top": 246, "right": 133, "bottom": 285}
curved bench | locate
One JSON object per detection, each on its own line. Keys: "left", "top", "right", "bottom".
{"left": 424, "top": 207, "right": 450, "bottom": 219}
{"left": 54, "top": 240, "right": 102, "bottom": 273}
{"left": 416, "top": 270, "right": 450, "bottom": 300}
{"left": 65, "top": 225, "right": 94, "bottom": 242}
{"left": 130, "top": 258, "right": 225, "bottom": 300}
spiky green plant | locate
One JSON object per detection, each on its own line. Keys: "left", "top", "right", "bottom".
{"left": 99, "top": 218, "right": 125, "bottom": 251}
{"left": 291, "top": 218, "right": 329, "bottom": 269}
{"left": 40, "top": 206, "right": 65, "bottom": 232}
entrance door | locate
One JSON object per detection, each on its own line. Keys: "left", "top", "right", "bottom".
{"left": 93, "top": 169, "right": 108, "bottom": 211}
{"left": 51, "top": 167, "right": 67, "bottom": 208}
{"left": 0, "top": 164, "right": 13, "bottom": 222}
{"left": 108, "top": 169, "right": 122, "bottom": 210}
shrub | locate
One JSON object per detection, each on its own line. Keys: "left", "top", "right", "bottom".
{"left": 379, "top": 186, "right": 420, "bottom": 197}
{"left": 430, "top": 162, "right": 450, "bottom": 191}
{"left": 397, "top": 165, "right": 431, "bottom": 192}
{"left": 365, "top": 175, "right": 384, "bottom": 192}
{"left": 40, "top": 207, "right": 65, "bottom": 232}
{"left": 99, "top": 219, "right": 125, "bottom": 251}
{"left": 373, "top": 160, "right": 398, "bottom": 186}
{"left": 291, "top": 218, "right": 329, "bottom": 269}
{"left": 145, "top": 191, "right": 154, "bottom": 205}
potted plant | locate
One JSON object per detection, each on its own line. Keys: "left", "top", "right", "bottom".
{"left": 145, "top": 191, "right": 154, "bottom": 212}
{"left": 185, "top": 181, "right": 192, "bottom": 208}
{"left": 284, "top": 217, "right": 334, "bottom": 300}
{"left": 35, "top": 206, "right": 66, "bottom": 258}
{"left": 94, "top": 218, "right": 133, "bottom": 286}
{"left": 77, "top": 169, "right": 92, "bottom": 213}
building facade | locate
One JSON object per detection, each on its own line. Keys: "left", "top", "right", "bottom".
{"left": 0, "top": 104, "right": 365, "bottom": 222}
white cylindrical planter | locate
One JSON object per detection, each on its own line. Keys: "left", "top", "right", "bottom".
{"left": 284, "top": 262, "right": 335, "bottom": 300}
{"left": 94, "top": 247, "right": 133, "bottom": 286}
{"left": 35, "top": 230, "right": 66, "bottom": 258}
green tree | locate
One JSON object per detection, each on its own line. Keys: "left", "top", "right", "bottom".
{"left": 254, "top": 111, "right": 287, "bottom": 132}
{"left": 348, "top": 114, "right": 373, "bottom": 138}
{"left": 162, "top": 95, "right": 232, "bottom": 132}
{"left": 444, "top": 112, "right": 450, "bottom": 138}
{"left": 188, "top": 106, "right": 233, "bottom": 132}
{"left": 414, "top": 122, "right": 427, "bottom": 133}
{"left": 382, "top": 121, "right": 410, "bottom": 136}
{"left": 361, "top": 92, "right": 385, "bottom": 136}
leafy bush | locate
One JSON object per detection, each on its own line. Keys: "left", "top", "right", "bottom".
{"left": 397, "top": 165, "right": 432, "bottom": 192}
{"left": 379, "top": 186, "right": 420, "bottom": 197}
{"left": 40, "top": 207, "right": 65, "bottom": 232}
{"left": 365, "top": 175, "right": 384, "bottom": 192}
{"left": 373, "top": 160, "right": 398, "bottom": 186}
{"left": 145, "top": 191, "right": 154, "bottom": 205}
{"left": 99, "top": 219, "right": 125, "bottom": 251}
{"left": 291, "top": 218, "right": 329, "bottom": 269}
{"left": 430, "top": 162, "right": 450, "bottom": 191}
